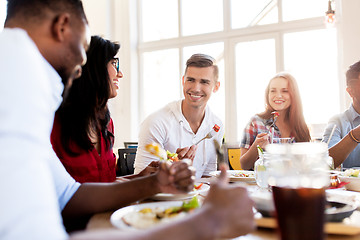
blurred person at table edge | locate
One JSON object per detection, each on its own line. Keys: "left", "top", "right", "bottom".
{"left": 0, "top": 0, "right": 255, "bottom": 239}
{"left": 239, "top": 72, "right": 311, "bottom": 169}
{"left": 134, "top": 53, "right": 225, "bottom": 179}
{"left": 323, "top": 60, "right": 360, "bottom": 169}
{"left": 51, "top": 35, "right": 157, "bottom": 183}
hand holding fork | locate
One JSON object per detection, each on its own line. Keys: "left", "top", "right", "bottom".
{"left": 195, "top": 124, "right": 220, "bottom": 145}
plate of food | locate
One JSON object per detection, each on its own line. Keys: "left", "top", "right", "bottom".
{"left": 209, "top": 170, "right": 255, "bottom": 182}
{"left": 338, "top": 169, "right": 360, "bottom": 192}
{"left": 150, "top": 183, "right": 210, "bottom": 201}
{"left": 255, "top": 200, "right": 356, "bottom": 221}
{"left": 325, "top": 201, "right": 357, "bottom": 222}
{"left": 111, "top": 197, "right": 200, "bottom": 230}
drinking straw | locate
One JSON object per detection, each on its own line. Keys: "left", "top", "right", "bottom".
{"left": 327, "top": 125, "right": 336, "bottom": 145}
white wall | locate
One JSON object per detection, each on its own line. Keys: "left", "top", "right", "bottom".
{"left": 337, "top": 0, "right": 360, "bottom": 110}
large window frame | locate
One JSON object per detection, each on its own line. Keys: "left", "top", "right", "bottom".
{"left": 136, "top": 0, "right": 340, "bottom": 143}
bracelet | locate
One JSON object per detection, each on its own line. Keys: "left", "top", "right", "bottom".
{"left": 349, "top": 130, "right": 360, "bottom": 143}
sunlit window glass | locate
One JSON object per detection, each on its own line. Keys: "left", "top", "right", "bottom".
{"left": 235, "top": 39, "right": 276, "bottom": 139}
{"left": 282, "top": 0, "right": 324, "bottom": 22}
{"left": 231, "top": 0, "right": 278, "bottom": 29}
{"left": 142, "top": 49, "right": 180, "bottom": 119}
{"left": 181, "top": 0, "right": 223, "bottom": 36}
{"left": 141, "top": 0, "right": 178, "bottom": 42}
{"left": 283, "top": 28, "right": 339, "bottom": 125}
{"left": 183, "top": 42, "right": 225, "bottom": 124}
{"left": 0, "top": 0, "right": 6, "bottom": 32}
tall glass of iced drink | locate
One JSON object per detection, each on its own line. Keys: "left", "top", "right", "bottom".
{"left": 266, "top": 142, "right": 330, "bottom": 240}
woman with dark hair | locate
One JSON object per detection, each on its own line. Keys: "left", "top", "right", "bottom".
{"left": 239, "top": 72, "right": 311, "bottom": 169}
{"left": 51, "top": 35, "right": 122, "bottom": 183}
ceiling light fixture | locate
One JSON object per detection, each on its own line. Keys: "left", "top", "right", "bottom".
{"left": 325, "top": 0, "right": 335, "bottom": 28}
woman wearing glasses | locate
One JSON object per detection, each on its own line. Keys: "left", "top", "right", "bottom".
{"left": 50, "top": 36, "right": 122, "bottom": 183}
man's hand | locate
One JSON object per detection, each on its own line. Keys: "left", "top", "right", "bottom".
{"left": 155, "top": 161, "right": 195, "bottom": 194}
{"left": 203, "top": 163, "right": 255, "bottom": 238}
{"left": 176, "top": 145, "right": 198, "bottom": 161}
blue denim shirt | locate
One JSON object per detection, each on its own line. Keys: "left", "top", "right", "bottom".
{"left": 322, "top": 105, "right": 360, "bottom": 168}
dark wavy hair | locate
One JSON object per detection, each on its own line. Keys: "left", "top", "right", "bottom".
{"left": 56, "top": 35, "right": 120, "bottom": 155}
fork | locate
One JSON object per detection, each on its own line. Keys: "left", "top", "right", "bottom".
{"left": 195, "top": 124, "right": 220, "bottom": 145}
{"left": 195, "top": 132, "right": 213, "bottom": 145}
{"left": 269, "top": 111, "right": 279, "bottom": 143}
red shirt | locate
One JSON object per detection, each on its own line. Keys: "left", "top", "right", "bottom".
{"left": 51, "top": 115, "right": 116, "bottom": 183}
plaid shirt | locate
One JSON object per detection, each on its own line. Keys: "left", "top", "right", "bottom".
{"left": 240, "top": 115, "right": 282, "bottom": 149}
{"left": 51, "top": 115, "right": 116, "bottom": 183}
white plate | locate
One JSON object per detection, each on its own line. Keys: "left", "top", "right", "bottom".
{"left": 209, "top": 170, "right": 255, "bottom": 182}
{"left": 338, "top": 176, "right": 360, "bottom": 192}
{"left": 111, "top": 201, "right": 184, "bottom": 230}
{"left": 150, "top": 183, "right": 210, "bottom": 200}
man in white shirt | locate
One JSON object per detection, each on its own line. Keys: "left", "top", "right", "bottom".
{"left": 0, "top": 1, "right": 254, "bottom": 239}
{"left": 135, "top": 54, "right": 224, "bottom": 179}
{"left": 1, "top": 0, "right": 90, "bottom": 238}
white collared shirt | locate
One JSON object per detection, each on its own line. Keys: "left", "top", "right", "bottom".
{"left": 134, "top": 100, "right": 224, "bottom": 179}
{"left": 0, "top": 28, "right": 79, "bottom": 239}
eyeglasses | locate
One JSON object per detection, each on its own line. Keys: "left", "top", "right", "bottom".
{"left": 111, "top": 58, "right": 120, "bottom": 73}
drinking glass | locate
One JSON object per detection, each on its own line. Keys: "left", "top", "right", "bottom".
{"left": 266, "top": 142, "right": 330, "bottom": 240}
{"left": 254, "top": 137, "right": 293, "bottom": 188}
{"left": 254, "top": 152, "right": 270, "bottom": 189}
{"left": 271, "top": 137, "right": 293, "bottom": 144}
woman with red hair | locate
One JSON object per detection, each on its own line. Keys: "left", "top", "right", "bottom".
{"left": 239, "top": 72, "right": 311, "bottom": 169}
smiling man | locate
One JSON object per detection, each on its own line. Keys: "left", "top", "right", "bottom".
{"left": 135, "top": 54, "right": 224, "bottom": 178}
{"left": 323, "top": 60, "right": 360, "bottom": 169}
{"left": 0, "top": 0, "right": 89, "bottom": 238}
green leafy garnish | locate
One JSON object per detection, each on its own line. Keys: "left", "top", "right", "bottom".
{"left": 257, "top": 145, "right": 264, "bottom": 156}
{"left": 181, "top": 196, "right": 200, "bottom": 212}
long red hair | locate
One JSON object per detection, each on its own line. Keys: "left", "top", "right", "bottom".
{"left": 258, "top": 72, "right": 311, "bottom": 142}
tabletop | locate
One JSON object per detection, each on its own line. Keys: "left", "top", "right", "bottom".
{"left": 86, "top": 211, "right": 360, "bottom": 240}
{"left": 85, "top": 178, "right": 360, "bottom": 240}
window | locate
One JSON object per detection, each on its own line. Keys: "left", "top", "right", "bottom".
{"left": 181, "top": 0, "right": 223, "bottom": 36}
{"left": 282, "top": 0, "right": 325, "bottom": 22}
{"left": 140, "top": 0, "right": 178, "bottom": 42}
{"left": 142, "top": 49, "right": 180, "bottom": 118}
{"left": 283, "top": 28, "right": 339, "bottom": 124}
{"left": 231, "top": 0, "right": 278, "bottom": 29}
{"left": 138, "top": 0, "right": 338, "bottom": 143}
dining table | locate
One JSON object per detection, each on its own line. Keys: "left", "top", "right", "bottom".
{"left": 85, "top": 176, "right": 360, "bottom": 240}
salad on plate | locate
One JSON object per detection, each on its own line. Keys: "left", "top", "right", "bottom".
{"left": 111, "top": 196, "right": 200, "bottom": 230}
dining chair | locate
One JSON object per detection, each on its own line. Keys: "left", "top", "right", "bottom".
{"left": 222, "top": 143, "right": 242, "bottom": 170}
{"left": 117, "top": 148, "right": 137, "bottom": 176}
{"left": 123, "top": 141, "right": 138, "bottom": 149}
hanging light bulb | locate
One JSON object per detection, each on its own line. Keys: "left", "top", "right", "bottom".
{"left": 325, "top": 0, "right": 335, "bottom": 28}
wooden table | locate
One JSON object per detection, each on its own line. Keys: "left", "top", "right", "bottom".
{"left": 86, "top": 211, "right": 360, "bottom": 240}
{"left": 86, "top": 181, "right": 360, "bottom": 240}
